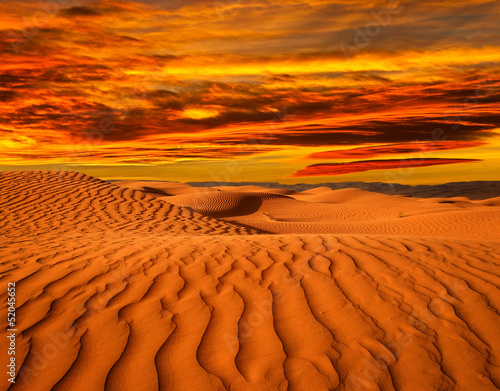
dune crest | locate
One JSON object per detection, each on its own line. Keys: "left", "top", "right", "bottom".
{"left": 1, "top": 171, "right": 499, "bottom": 391}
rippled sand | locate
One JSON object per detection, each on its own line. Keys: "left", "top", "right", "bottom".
{"left": 1, "top": 171, "right": 499, "bottom": 391}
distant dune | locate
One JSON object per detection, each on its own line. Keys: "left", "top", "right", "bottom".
{"left": 1, "top": 171, "right": 499, "bottom": 391}
{"left": 183, "top": 180, "right": 500, "bottom": 200}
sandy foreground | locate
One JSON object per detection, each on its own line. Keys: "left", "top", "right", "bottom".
{"left": 0, "top": 170, "right": 499, "bottom": 391}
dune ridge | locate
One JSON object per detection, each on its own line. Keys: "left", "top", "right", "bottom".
{"left": 0, "top": 171, "right": 261, "bottom": 237}
{"left": 1, "top": 171, "right": 499, "bottom": 391}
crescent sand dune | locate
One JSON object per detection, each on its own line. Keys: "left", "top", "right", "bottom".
{"left": 1, "top": 170, "right": 499, "bottom": 391}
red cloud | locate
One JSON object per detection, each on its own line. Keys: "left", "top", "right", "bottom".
{"left": 291, "top": 158, "right": 481, "bottom": 177}
{"left": 308, "top": 141, "right": 487, "bottom": 159}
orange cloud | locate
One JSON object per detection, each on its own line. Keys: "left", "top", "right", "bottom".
{"left": 291, "top": 158, "right": 482, "bottom": 177}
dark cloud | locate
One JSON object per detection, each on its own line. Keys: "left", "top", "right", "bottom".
{"left": 130, "top": 0, "right": 209, "bottom": 10}
{"left": 308, "top": 141, "right": 487, "bottom": 159}
{"left": 60, "top": 6, "right": 101, "bottom": 17}
{"left": 148, "top": 53, "right": 187, "bottom": 61}
{"left": 119, "top": 35, "right": 141, "bottom": 42}
{"left": 40, "top": 64, "right": 113, "bottom": 83}
{"left": 345, "top": 72, "right": 392, "bottom": 83}
{"left": 0, "top": 89, "right": 17, "bottom": 102}
{"left": 262, "top": 120, "right": 497, "bottom": 147}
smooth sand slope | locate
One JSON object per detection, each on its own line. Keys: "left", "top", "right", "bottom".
{"left": 1, "top": 171, "right": 500, "bottom": 391}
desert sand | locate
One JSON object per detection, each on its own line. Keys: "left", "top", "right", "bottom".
{"left": 1, "top": 170, "right": 499, "bottom": 391}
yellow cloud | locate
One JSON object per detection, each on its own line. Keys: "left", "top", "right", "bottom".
{"left": 182, "top": 107, "right": 220, "bottom": 119}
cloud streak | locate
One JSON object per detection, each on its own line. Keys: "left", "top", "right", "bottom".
{"left": 307, "top": 141, "right": 488, "bottom": 159}
{"left": 291, "top": 158, "right": 483, "bottom": 177}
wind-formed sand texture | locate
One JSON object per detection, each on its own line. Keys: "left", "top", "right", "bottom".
{"left": 1, "top": 171, "right": 499, "bottom": 391}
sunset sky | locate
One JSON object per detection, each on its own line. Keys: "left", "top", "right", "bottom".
{"left": 1, "top": 0, "right": 499, "bottom": 183}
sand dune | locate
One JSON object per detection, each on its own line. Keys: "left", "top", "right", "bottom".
{"left": 185, "top": 180, "right": 500, "bottom": 200}
{"left": 0, "top": 171, "right": 260, "bottom": 237}
{"left": 1, "top": 171, "right": 499, "bottom": 391}
{"left": 140, "top": 183, "right": 500, "bottom": 239}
